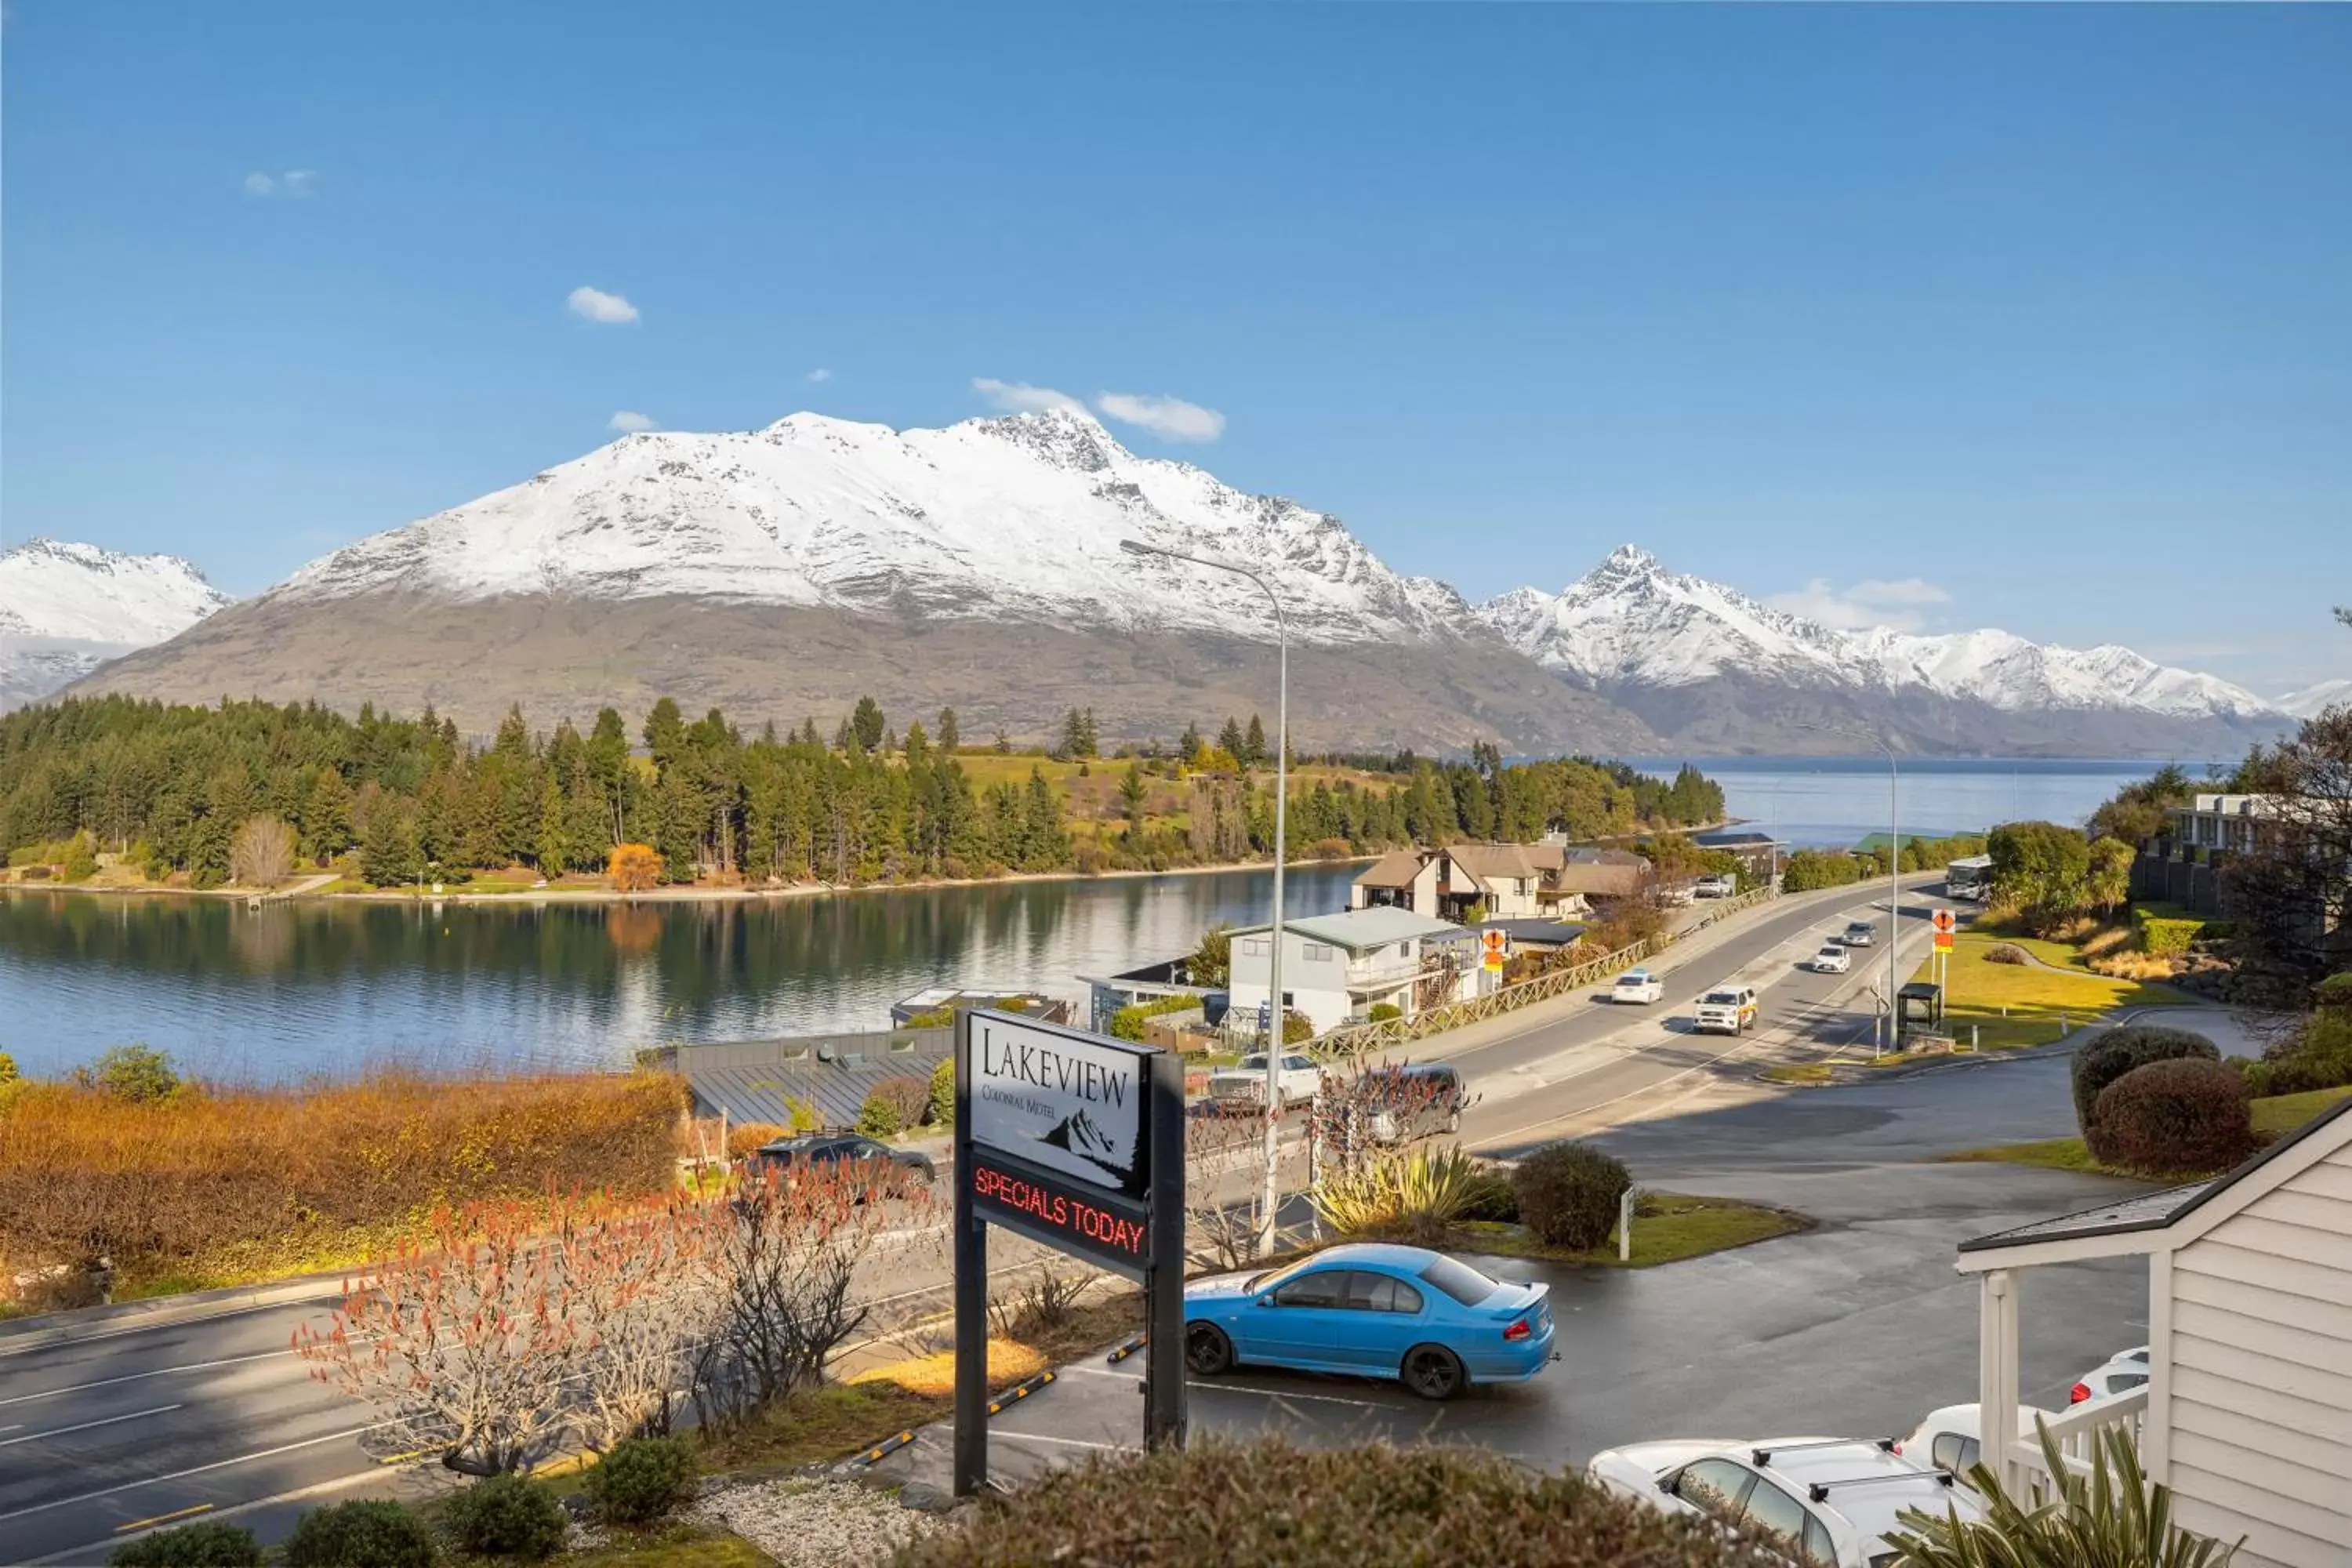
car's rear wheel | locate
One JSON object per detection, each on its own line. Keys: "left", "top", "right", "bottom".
{"left": 1402, "top": 1344, "right": 1465, "bottom": 1400}
{"left": 1185, "top": 1323, "right": 1234, "bottom": 1377}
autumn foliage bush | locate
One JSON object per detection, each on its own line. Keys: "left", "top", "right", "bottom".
{"left": 2090, "top": 1059, "right": 2254, "bottom": 1178}
{"left": 0, "top": 1068, "right": 685, "bottom": 1286}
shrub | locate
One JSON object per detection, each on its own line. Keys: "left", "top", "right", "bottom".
{"left": 2315, "top": 971, "right": 2352, "bottom": 1013}
{"left": 2132, "top": 907, "right": 2209, "bottom": 960}
{"left": 281, "top": 1498, "right": 437, "bottom": 1568}
{"left": 91, "top": 1044, "right": 180, "bottom": 1103}
{"left": 855, "top": 1088, "right": 904, "bottom": 1137}
{"left": 869, "top": 1074, "right": 930, "bottom": 1128}
{"left": 1367, "top": 1002, "right": 1403, "bottom": 1024}
{"left": 109, "top": 1521, "right": 263, "bottom": 1566}
{"left": 2091, "top": 1059, "right": 2254, "bottom": 1178}
{"left": 60, "top": 833, "right": 100, "bottom": 882}
{"left": 1984, "top": 943, "right": 2029, "bottom": 965}
{"left": 1110, "top": 995, "right": 1198, "bottom": 1041}
{"left": 1312, "top": 1145, "right": 1486, "bottom": 1243}
{"left": 2071, "top": 1026, "right": 2218, "bottom": 1136}
{"left": 725, "top": 1120, "right": 789, "bottom": 1159}
{"left": 585, "top": 1436, "right": 696, "bottom": 1526}
{"left": 891, "top": 1436, "right": 1762, "bottom": 1567}
{"left": 929, "top": 1056, "right": 955, "bottom": 1125}
{"left": 445, "top": 1472, "right": 567, "bottom": 1561}
{"left": 1457, "top": 1164, "right": 1519, "bottom": 1222}
{"left": 2256, "top": 1009, "right": 2352, "bottom": 1095}
{"left": 1512, "top": 1141, "right": 1632, "bottom": 1251}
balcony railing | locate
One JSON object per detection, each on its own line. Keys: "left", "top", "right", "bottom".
{"left": 2002, "top": 1385, "right": 2148, "bottom": 1494}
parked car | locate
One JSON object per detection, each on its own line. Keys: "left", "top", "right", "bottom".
{"left": 1588, "top": 1436, "right": 1985, "bottom": 1567}
{"left": 1694, "top": 873, "right": 1738, "bottom": 899}
{"left": 1348, "top": 1062, "right": 1467, "bottom": 1145}
{"left": 1182, "top": 1243, "right": 1553, "bottom": 1400}
{"left": 1208, "top": 1051, "right": 1322, "bottom": 1112}
{"left": 1811, "top": 945, "right": 1851, "bottom": 975}
{"left": 1612, "top": 967, "right": 1665, "bottom": 1004}
{"left": 1841, "top": 921, "right": 1877, "bottom": 947}
{"left": 2070, "top": 1345, "right": 2150, "bottom": 1405}
{"left": 1894, "top": 1403, "right": 2057, "bottom": 1476}
{"left": 746, "top": 1133, "right": 937, "bottom": 1182}
{"left": 1692, "top": 985, "right": 1759, "bottom": 1035}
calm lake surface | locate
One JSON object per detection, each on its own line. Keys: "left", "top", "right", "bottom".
{"left": 2, "top": 756, "right": 2189, "bottom": 1080}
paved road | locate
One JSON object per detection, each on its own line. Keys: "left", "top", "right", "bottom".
{"left": 923, "top": 1048, "right": 2150, "bottom": 1492}
{"left": 0, "top": 879, "right": 2072, "bottom": 1563}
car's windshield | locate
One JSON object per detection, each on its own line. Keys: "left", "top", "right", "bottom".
{"left": 1702, "top": 990, "right": 1740, "bottom": 1005}
{"left": 1418, "top": 1255, "right": 1501, "bottom": 1305}
{"left": 1617, "top": 972, "right": 1647, "bottom": 985}
{"left": 1244, "top": 1255, "right": 1327, "bottom": 1294}
{"left": 1237, "top": 1055, "right": 1268, "bottom": 1071}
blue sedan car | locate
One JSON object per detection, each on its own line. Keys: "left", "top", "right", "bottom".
{"left": 1182, "top": 1243, "right": 1555, "bottom": 1400}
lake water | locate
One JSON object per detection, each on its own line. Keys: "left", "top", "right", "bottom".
{"left": 1624, "top": 754, "right": 2204, "bottom": 849}
{"left": 0, "top": 756, "right": 2187, "bottom": 1080}
{"left": 0, "top": 865, "right": 1363, "bottom": 1081}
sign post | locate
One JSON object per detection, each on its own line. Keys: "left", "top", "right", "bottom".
{"left": 1932, "top": 908, "right": 1956, "bottom": 993}
{"left": 953, "top": 1007, "right": 1186, "bottom": 1497}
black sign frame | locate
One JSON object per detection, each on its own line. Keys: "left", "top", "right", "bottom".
{"left": 953, "top": 1007, "right": 1185, "bottom": 1495}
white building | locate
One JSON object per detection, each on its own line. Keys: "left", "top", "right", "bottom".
{"left": 1225, "top": 906, "right": 1475, "bottom": 1037}
{"left": 1954, "top": 1096, "right": 2352, "bottom": 1566}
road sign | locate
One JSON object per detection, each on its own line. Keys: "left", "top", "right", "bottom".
{"left": 1934, "top": 930, "right": 1954, "bottom": 950}
{"left": 1481, "top": 928, "right": 1506, "bottom": 972}
{"left": 956, "top": 1009, "right": 1185, "bottom": 1493}
{"left": 1256, "top": 1000, "right": 1272, "bottom": 1033}
{"left": 1932, "top": 908, "right": 1956, "bottom": 935}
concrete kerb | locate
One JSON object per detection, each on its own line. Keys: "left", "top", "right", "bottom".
{"left": 1798, "top": 1002, "right": 2224, "bottom": 1088}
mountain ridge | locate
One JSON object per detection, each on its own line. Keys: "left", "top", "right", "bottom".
{"left": 1, "top": 538, "right": 230, "bottom": 711}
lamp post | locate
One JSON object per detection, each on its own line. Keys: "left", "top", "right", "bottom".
{"left": 1121, "top": 538, "right": 1290, "bottom": 1255}
{"left": 1806, "top": 724, "right": 1903, "bottom": 1051}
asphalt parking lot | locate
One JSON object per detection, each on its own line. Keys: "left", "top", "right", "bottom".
{"left": 879, "top": 1047, "right": 2151, "bottom": 1493}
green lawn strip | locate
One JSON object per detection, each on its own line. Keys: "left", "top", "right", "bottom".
{"left": 1940, "top": 1086, "right": 2352, "bottom": 1179}
{"left": 1911, "top": 931, "right": 2194, "bottom": 1050}
{"left": 1762, "top": 1062, "right": 1834, "bottom": 1085}
{"left": 1456, "top": 1192, "right": 1808, "bottom": 1269}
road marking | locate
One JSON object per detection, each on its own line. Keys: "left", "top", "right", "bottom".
{"left": 0, "top": 1404, "right": 183, "bottom": 1448}
{"left": 28, "top": 1463, "right": 392, "bottom": 1567}
{"left": 0, "top": 1294, "right": 343, "bottom": 1359}
{"left": 0, "top": 1420, "right": 394, "bottom": 1524}
{"left": 0, "top": 1347, "right": 296, "bottom": 1407}
{"left": 115, "top": 1503, "right": 212, "bottom": 1534}
{"left": 1200, "top": 1382, "right": 1396, "bottom": 1409}
{"left": 994, "top": 1431, "right": 1132, "bottom": 1452}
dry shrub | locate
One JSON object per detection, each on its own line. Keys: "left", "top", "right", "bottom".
{"left": 725, "top": 1121, "right": 790, "bottom": 1159}
{"left": 2078, "top": 926, "right": 2135, "bottom": 961}
{"left": 868, "top": 1074, "right": 932, "bottom": 1128}
{"left": 0, "top": 1069, "right": 685, "bottom": 1283}
{"left": 2090, "top": 952, "right": 2179, "bottom": 982}
{"left": 2044, "top": 915, "right": 2103, "bottom": 943}
{"left": 1984, "top": 943, "right": 2030, "bottom": 966}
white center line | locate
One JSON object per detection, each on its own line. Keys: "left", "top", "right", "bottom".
{"left": 0, "top": 1348, "right": 297, "bottom": 1407}
{"left": 0, "top": 1421, "right": 396, "bottom": 1523}
{"left": 0, "top": 1404, "right": 183, "bottom": 1448}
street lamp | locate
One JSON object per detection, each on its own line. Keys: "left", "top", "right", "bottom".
{"left": 1806, "top": 724, "right": 1904, "bottom": 1052}
{"left": 1121, "top": 536, "right": 1290, "bottom": 1255}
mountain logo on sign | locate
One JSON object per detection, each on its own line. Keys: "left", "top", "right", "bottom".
{"left": 1037, "top": 1108, "right": 1127, "bottom": 1180}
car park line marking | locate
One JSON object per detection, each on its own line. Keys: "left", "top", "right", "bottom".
{"left": 995, "top": 1431, "right": 1131, "bottom": 1452}
{"left": 0, "top": 1348, "right": 299, "bottom": 1407}
{"left": 0, "top": 1420, "right": 396, "bottom": 1524}
{"left": 0, "top": 1405, "right": 184, "bottom": 1448}
{"left": 1196, "top": 1382, "right": 1396, "bottom": 1409}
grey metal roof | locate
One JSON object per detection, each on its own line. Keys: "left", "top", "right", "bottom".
{"left": 1232, "top": 906, "right": 1464, "bottom": 951}
{"left": 1480, "top": 918, "right": 1588, "bottom": 946}
{"left": 654, "top": 1029, "right": 952, "bottom": 1133}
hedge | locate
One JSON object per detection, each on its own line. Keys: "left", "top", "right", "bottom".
{"left": 1512, "top": 1141, "right": 1631, "bottom": 1251}
{"left": 2132, "top": 907, "right": 2209, "bottom": 960}
{"left": 891, "top": 1436, "right": 1769, "bottom": 1567}
{"left": 2090, "top": 1058, "right": 2254, "bottom": 1178}
{"left": 1110, "top": 995, "right": 1202, "bottom": 1041}
{"left": 2071, "top": 1026, "right": 2218, "bottom": 1138}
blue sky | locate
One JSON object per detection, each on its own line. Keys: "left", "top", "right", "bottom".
{"left": 5, "top": 3, "right": 2347, "bottom": 691}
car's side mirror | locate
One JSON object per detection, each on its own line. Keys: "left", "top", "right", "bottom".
{"left": 1256, "top": 1295, "right": 1275, "bottom": 1308}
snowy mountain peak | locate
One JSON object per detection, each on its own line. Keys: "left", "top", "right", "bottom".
{"left": 2276, "top": 679, "right": 2352, "bottom": 720}
{"left": 1478, "top": 546, "right": 2281, "bottom": 723}
{"left": 1, "top": 537, "right": 234, "bottom": 710}
{"left": 267, "top": 410, "right": 1471, "bottom": 647}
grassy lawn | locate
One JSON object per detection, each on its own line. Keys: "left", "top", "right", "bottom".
{"left": 1456, "top": 1192, "right": 1808, "bottom": 1269}
{"left": 1762, "top": 1062, "right": 1834, "bottom": 1085}
{"left": 1915, "top": 931, "right": 2193, "bottom": 1049}
{"left": 557, "top": 1530, "right": 777, "bottom": 1568}
{"left": 1943, "top": 1086, "right": 2352, "bottom": 1178}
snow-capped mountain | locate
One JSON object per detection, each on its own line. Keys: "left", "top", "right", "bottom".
{"left": 1479, "top": 545, "right": 2281, "bottom": 724}
{"left": 271, "top": 408, "right": 1471, "bottom": 646}
{"left": 2276, "top": 679, "right": 2352, "bottom": 720}
{"left": 0, "top": 539, "right": 232, "bottom": 710}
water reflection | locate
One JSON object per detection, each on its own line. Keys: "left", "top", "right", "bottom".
{"left": 0, "top": 866, "right": 1363, "bottom": 1080}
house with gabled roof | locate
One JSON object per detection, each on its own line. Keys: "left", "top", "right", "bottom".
{"left": 1953, "top": 1095, "right": 2352, "bottom": 1566}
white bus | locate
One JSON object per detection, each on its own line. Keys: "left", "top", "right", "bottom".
{"left": 1945, "top": 854, "right": 1994, "bottom": 902}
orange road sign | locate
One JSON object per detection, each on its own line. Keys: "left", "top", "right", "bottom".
{"left": 1932, "top": 908, "right": 1957, "bottom": 935}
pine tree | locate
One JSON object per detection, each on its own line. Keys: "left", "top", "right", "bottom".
{"left": 1120, "top": 762, "right": 1148, "bottom": 840}
{"left": 903, "top": 719, "right": 931, "bottom": 765}
{"left": 938, "top": 707, "right": 960, "bottom": 752}
{"left": 851, "top": 695, "right": 886, "bottom": 753}
{"left": 1244, "top": 714, "right": 1268, "bottom": 767}
{"left": 1078, "top": 707, "right": 1099, "bottom": 758}
{"left": 1059, "top": 707, "right": 1086, "bottom": 760}
{"left": 1179, "top": 721, "right": 1203, "bottom": 764}
{"left": 834, "top": 716, "right": 855, "bottom": 752}
{"left": 1218, "top": 716, "right": 1247, "bottom": 763}
{"left": 302, "top": 768, "right": 354, "bottom": 862}
{"left": 536, "top": 775, "right": 568, "bottom": 877}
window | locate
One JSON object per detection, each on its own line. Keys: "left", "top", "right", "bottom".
{"left": 1801, "top": 1517, "right": 1837, "bottom": 1568}
{"left": 1931, "top": 1434, "right": 1980, "bottom": 1474}
{"left": 1673, "top": 1461, "right": 1755, "bottom": 1519}
{"left": 1303, "top": 942, "right": 1333, "bottom": 962}
{"left": 2108, "top": 1372, "right": 2148, "bottom": 1393}
{"left": 1241, "top": 938, "right": 1270, "bottom": 957}
{"left": 1417, "top": 1256, "right": 1501, "bottom": 1306}
{"left": 1342, "top": 1272, "right": 1425, "bottom": 1314}
{"left": 1739, "top": 1479, "right": 1812, "bottom": 1555}
{"left": 1271, "top": 1270, "right": 1345, "bottom": 1308}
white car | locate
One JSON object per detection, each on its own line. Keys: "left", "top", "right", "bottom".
{"left": 1694, "top": 873, "right": 1737, "bottom": 898}
{"left": 1207, "top": 1052, "right": 1321, "bottom": 1111}
{"left": 1692, "top": 985, "right": 1759, "bottom": 1036}
{"left": 1611, "top": 968, "right": 1664, "bottom": 1005}
{"left": 1589, "top": 1436, "right": 1984, "bottom": 1567}
{"left": 1895, "top": 1403, "right": 2057, "bottom": 1477}
{"left": 1811, "top": 945, "right": 1851, "bottom": 975}
{"left": 2071, "top": 1345, "right": 2150, "bottom": 1406}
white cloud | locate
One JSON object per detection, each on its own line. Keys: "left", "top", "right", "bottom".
{"left": 1094, "top": 390, "right": 1225, "bottom": 443}
{"left": 972, "top": 377, "right": 1087, "bottom": 416}
{"left": 607, "top": 410, "right": 657, "bottom": 433}
{"left": 245, "top": 169, "right": 316, "bottom": 198}
{"left": 1766, "top": 576, "right": 1954, "bottom": 633}
{"left": 281, "top": 169, "right": 316, "bottom": 197}
{"left": 567, "top": 285, "right": 640, "bottom": 325}
{"left": 806, "top": 368, "right": 833, "bottom": 384}
{"left": 244, "top": 172, "right": 276, "bottom": 197}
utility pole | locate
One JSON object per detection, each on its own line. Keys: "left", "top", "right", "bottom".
{"left": 1122, "top": 538, "right": 1290, "bottom": 1254}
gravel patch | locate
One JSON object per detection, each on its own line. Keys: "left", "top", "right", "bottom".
{"left": 688, "top": 1477, "right": 940, "bottom": 1566}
